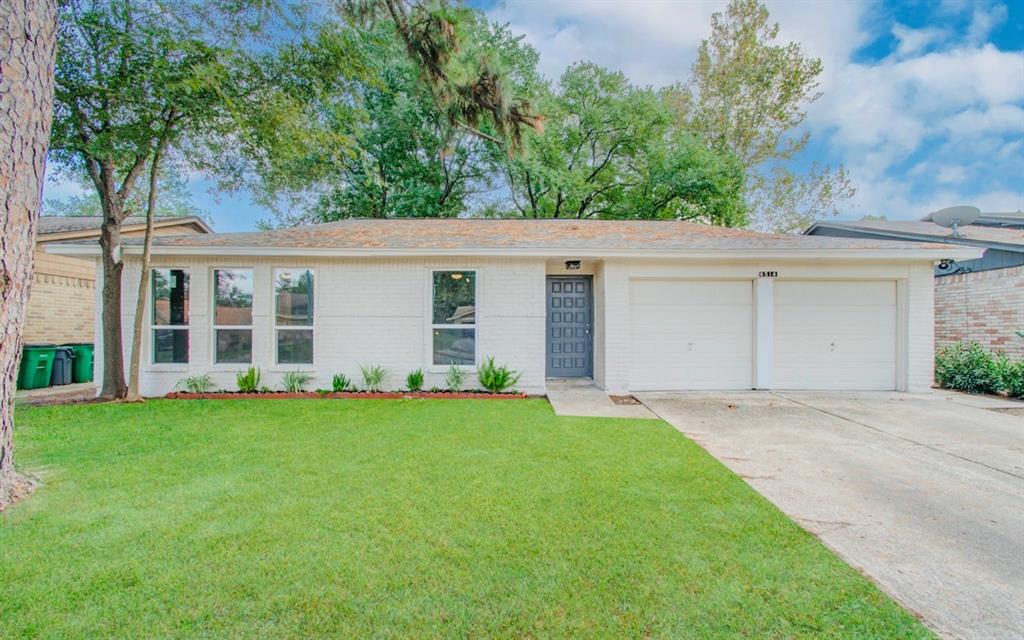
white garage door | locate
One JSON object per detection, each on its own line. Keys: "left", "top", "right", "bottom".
{"left": 773, "top": 280, "right": 897, "bottom": 390}
{"left": 629, "top": 279, "right": 753, "bottom": 390}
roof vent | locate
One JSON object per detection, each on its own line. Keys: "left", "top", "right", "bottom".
{"left": 930, "top": 205, "right": 980, "bottom": 238}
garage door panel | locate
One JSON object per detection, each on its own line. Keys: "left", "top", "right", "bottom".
{"left": 629, "top": 280, "right": 753, "bottom": 391}
{"left": 773, "top": 280, "right": 896, "bottom": 390}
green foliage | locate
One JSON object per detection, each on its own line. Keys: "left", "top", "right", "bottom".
{"left": 236, "top": 367, "right": 262, "bottom": 393}
{"left": 406, "top": 369, "right": 425, "bottom": 392}
{"left": 445, "top": 362, "right": 465, "bottom": 392}
{"left": 688, "top": 0, "right": 854, "bottom": 231}
{"left": 496, "top": 63, "right": 747, "bottom": 225}
{"left": 332, "top": 373, "right": 353, "bottom": 392}
{"left": 44, "top": 164, "right": 208, "bottom": 219}
{"left": 176, "top": 374, "right": 216, "bottom": 394}
{"left": 359, "top": 364, "right": 389, "bottom": 392}
{"left": 281, "top": 371, "right": 314, "bottom": 393}
{"left": 476, "top": 357, "right": 522, "bottom": 394}
{"left": 996, "top": 357, "right": 1024, "bottom": 399}
{"left": 934, "top": 343, "right": 1002, "bottom": 394}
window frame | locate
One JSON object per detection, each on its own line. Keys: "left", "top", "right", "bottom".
{"left": 211, "top": 266, "right": 255, "bottom": 366}
{"left": 272, "top": 267, "right": 316, "bottom": 368}
{"left": 147, "top": 267, "right": 190, "bottom": 369}
{"left": 427, "top": 268, "right": 479, "bottom": 371}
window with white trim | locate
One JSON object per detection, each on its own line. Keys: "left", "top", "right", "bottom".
{"left": 213, "top": 268, "right": 253, "bottom": 364}
{"left": 151, "top": 268, "right": 189, "bottom": 363}
{"left": 431, "top": 270, "right": 476, "bottom": 365}
{"left": 274, "top": 268, "right": 314, "bottom": 364}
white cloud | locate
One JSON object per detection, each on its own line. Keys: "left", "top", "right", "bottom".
{"left": 892, "top": 23, "right": 949, "bottom": 58}
{"left": 966, "top": 2, "right": 1008, "bottom": 43}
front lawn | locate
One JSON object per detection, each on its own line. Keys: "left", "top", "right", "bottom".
{"left": 1, "top": 400, "right": 930, "bottom": 638}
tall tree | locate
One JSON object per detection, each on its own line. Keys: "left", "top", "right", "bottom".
{"left": 688, "top": 0, "right": 854, "bottom": 232}
{"left": 44, "top": 163, "right": 208, "bottom": 219}
{"left": 499, "top": 63, "right": 747, "bottom": 225}
{"left": 51, "top": 0, "right": 359, "bottom": 399}
{"left": 0, "top": 0, "right": 57, "bottom": 509}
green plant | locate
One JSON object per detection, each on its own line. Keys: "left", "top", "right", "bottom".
{"left": 477, "top": 356, "right": 523, "bottom": 393}
{"left": 236, "top": 367, "right": 261, "bottom": 393}
{"left": 281, "top": 371, "right": 313, "bottom": 393}
{"left": 934, "top": 343, "right": 1002, "bottom": 394}
{"left": 360, "top": 364, "right": 389, "bottom": 392}
{"left": 176, "top": 374, "right": 215, "bottom": 394}
{"left": 445, "top": 362, "right": 465, "bottom": 392}
{"left": 332, "top": 373, "right": 353, "bottom": 392}
{"left": 406, "top": 369, "right": 424, "bottom": 392}
{"left": 998, "top": 358, "right": 1024, "bottom": 399}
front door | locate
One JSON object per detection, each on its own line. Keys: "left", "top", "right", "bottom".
{"left": 546, "top": 276, "right": 593, "bottom": 378}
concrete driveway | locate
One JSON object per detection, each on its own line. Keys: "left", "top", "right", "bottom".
{"left": 637, "top": 390, "right": 1024, "bottom": 640}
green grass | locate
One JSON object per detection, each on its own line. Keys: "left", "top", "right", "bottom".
{"left": 1, "top": 400, "right": 930, "bottom": 638}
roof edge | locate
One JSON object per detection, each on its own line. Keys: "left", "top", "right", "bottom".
{"left": 806, "top": 221, "right": 1024, "bottom": 252}
{"left": 46, "top": 243, "right": 984, "bottom": 262}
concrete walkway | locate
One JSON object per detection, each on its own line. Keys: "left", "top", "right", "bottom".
{"left": 638, "top": 390, "right": 1024, "bottom": 640}
{"left": 546, "top": 380, "right": 656, "bottom": 419}
{"left": 15, "top": 382, "right": 96, "bottom": 406}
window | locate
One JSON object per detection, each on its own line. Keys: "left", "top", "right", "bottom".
{"left": 213, "top": 268, "right": 253, "bottom": 363}
{"left": 151, "top": 268, "right": 189, "bottom": 363}
{"left": 274, "top": 268, "right": 314, "bottom": 364}
{"left": 432, "top": 270, "right": 476, "bottom": 366}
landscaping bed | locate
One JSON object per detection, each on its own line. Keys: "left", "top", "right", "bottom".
{"left": 166, "top": 390, "right": 530, "bottom": 400}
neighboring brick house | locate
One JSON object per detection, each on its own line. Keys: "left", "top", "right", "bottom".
{"left": 806, "top": 212, "right": 1024, "bottom": 358}
{"left": 25, "top": 216, "right": 212, "bottom": 345}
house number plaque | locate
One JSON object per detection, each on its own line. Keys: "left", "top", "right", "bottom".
{"left": 758, "top": 271, "right": 778, "bottom": 278}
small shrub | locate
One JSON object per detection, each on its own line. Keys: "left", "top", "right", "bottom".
{"left": 934, "top": 343, "right": 1002, "bottom": 394}
{"left": 999, "top": 358, "right": 1024, "bottom": 399}
{"left": 477, "top": 356, "right": 523, "bottom": 393}
{"left": 176, "top": 374, "right": 215, "bottom": 394}
{"left": 332, "top": 373, "right": 353, "bottom": 392}
{"left": 360, "top": 364, "right": 389, "bottom": 392}
{"left": 406, "top": 369, "right": 424, "bottom": 392}
{"left": 259, "top": 385, "right": 272, "bottom": 393}
{"left": 236, "top": 367, "right": 261, "bottom": 393}
{"left": 445, "top": 362, "right": 465, "bottom": 392}
{"left": 281, "top": 371, "right": 313, "bottom": 393}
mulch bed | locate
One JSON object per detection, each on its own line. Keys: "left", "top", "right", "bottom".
{"left": 166, "top": 391, "right": 530, "bottom": 400}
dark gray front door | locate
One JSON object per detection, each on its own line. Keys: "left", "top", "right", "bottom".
{"left": 546, "top": 276, "right": 593, "bottom": 378}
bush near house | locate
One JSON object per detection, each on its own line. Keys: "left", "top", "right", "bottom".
{"left": 477, "top": 357, "right": 522, "bottom": 393}
{"left": 237, "top": 367, "right": 261, "bottom": 393}
{"left": 935, "top": 342, "right": 1023, "bottom": 397}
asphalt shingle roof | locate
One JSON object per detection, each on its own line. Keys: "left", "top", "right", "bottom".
{"left": 810, "top": 219, "right": 1024, "bottom": 248}
{"left": 127, "top": 218, "right": 955, "bottom": 252}
{"left": 38, "top": 216, "right": 209, "bottom": 235}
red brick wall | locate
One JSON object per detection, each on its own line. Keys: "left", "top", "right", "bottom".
{"left": 935, "top": 265, "right": 1024, "bottom": 358}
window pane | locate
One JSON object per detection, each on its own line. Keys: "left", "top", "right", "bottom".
{"left": 277, "top": 329, "right": 313, "bottom": 364}
{"left": 432, "top": 271, "right": 475, "bottom": 324}
{"left": 152, "top": 269, "right": 189, "bottom": 326}
{"left": 215, "top": 269, "right": 253, "bottom": 326}
{"left": 433, "top": 328, "right": 475, "bottom": 365}
{"left": 152, "top": 328, "right": 188, "bottom": 363}
{"left": 216, "top": 329, "right": 252, "bottom": 363}
{"left": 275, "top": 269, "right": 314, "bottom": 326}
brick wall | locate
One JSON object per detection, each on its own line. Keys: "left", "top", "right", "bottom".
{"left": 935, "top": 265, "right": 1024, "bottom": 358}
{"left": 22, "top": 249, "right": 96, "bottom": 344}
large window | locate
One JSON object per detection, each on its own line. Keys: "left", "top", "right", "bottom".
{"left": 214, "top": 268, "right": 253, "bottom": 364}
{"left": 274, "top": 268, "right": 314, "bottom": 364}
{"left": 151, "top": 268, "right": 189, "bottom": 363}
{"left": 432, "top": 270, "right": 475, "bottom": 366}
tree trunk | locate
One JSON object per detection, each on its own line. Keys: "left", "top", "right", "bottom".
{"left": 98, "top": 211, "right": 127, "bottom": 399}
{"left": 0, "top": 0, "right": 57, "bottom": 509}
{"left": 126, "top": 149, "right": 164, "bottom": 401}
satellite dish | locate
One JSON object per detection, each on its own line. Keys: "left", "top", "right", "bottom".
{"left": 930, "top": 206, "right": 980, "bottom": 237}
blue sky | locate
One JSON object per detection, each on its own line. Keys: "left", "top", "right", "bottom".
{"left": 44, "top": 0, "right": 1024, "bottom": 232}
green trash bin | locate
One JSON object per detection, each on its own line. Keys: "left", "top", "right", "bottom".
{"left": 67, "top": 343, "right": 95, "bottom": 383}
{"left": 18, "top": 344, "right": 57, "bottom": 390}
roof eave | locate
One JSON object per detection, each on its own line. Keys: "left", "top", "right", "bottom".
{"left": 46, "top": 243, "right": 984, "bottom": 262}
{"left": 807, "top": 222, "right": 1024, "bottom": 253}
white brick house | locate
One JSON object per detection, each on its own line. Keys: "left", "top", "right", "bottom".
{"left": 50, "top": 219, "right": 980, "bottom": 396}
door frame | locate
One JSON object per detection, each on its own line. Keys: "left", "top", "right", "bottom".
{"left": 545, "top": 275, "right": 594, "bottom": 379}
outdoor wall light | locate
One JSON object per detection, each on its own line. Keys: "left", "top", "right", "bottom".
{"left": 564, "top": 260, "right": 581, "bottom": 270}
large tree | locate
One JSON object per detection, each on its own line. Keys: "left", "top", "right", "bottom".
{"left": 499, "top": 63, "right": 747, "bottom": 225}
{"left": 0, "top": 0, "right": 57, "bottom": 509}
{"left": 51, "top": 0, "right": 359, "bottom": 399}
{"left": 688, "top": 0, "right": 854, "bottom": 232}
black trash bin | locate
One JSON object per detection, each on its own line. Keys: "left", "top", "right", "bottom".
{"left": 50, "top": 346, "right": 74, "bottom": 386}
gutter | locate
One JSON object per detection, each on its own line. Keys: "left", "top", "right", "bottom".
{"left": 46, "top": 243, "right": 984, "bottom": 262}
